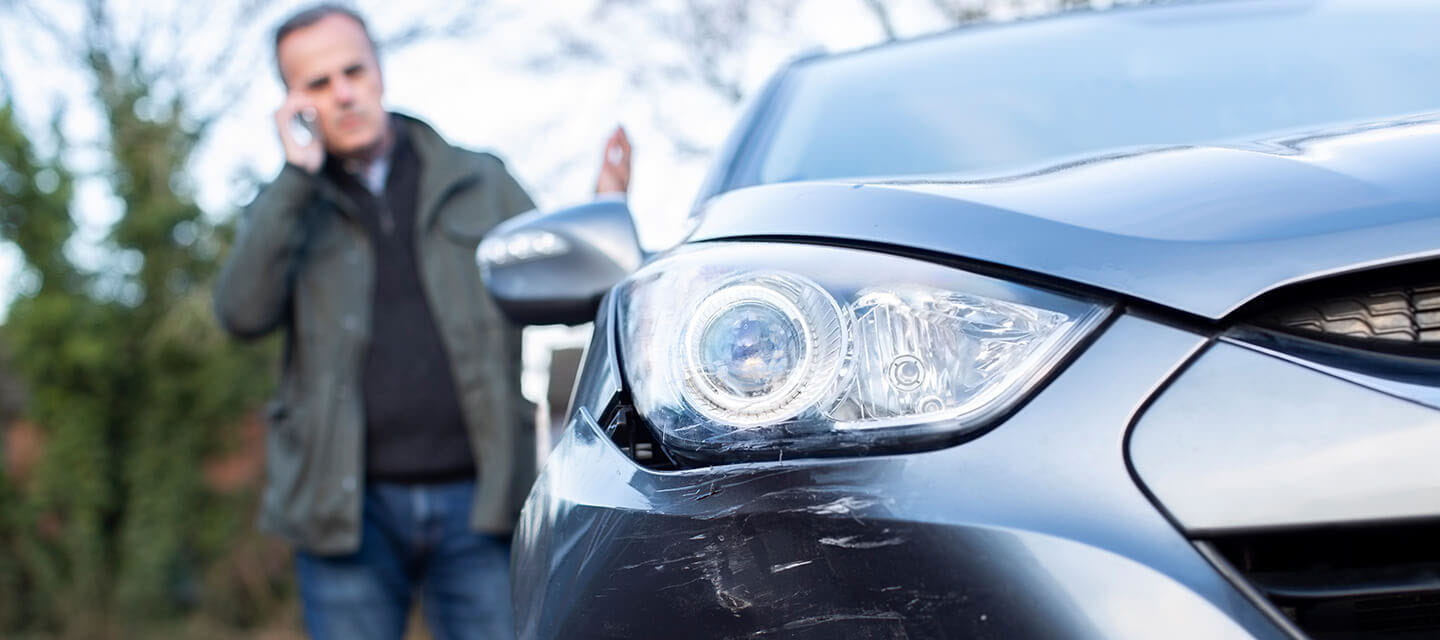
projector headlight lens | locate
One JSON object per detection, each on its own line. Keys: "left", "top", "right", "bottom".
{"left": 683, "top": 274, "right": 846, "bottom": 426}
{"left": 618, "top": 243, "right": 1110, "bottom": 462}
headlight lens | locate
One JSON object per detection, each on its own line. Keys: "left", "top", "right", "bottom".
{"left": 683, "top": 273, "right": 846, "bottom": 426}
{"left": 619, "top": 243, "right": 1110, "bottom": 461}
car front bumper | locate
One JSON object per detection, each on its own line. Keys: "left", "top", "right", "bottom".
{"left": 515, "top": 275, "right": 1440, "bottom": 639}
{"left": 511, "top": 302, "right": 1316, "bottom": 639}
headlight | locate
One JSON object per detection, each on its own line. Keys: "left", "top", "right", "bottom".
{"left": 618, "top": 243, "right": 1110, "bottom": 462}
{"left": 683, "top": 272, "right": 846, "bottom": 427}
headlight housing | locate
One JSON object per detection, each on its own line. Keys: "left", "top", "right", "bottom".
{"left": 618, "top": 243, "right": 1110, "bottom": 462}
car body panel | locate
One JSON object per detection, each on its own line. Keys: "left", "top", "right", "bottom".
{"left": 1129, "top": 340, "right": 1440, "bottom": 533}
{"left": 689, "top": 115, "right": 1440, "bottom": 319}
{"left": 513, "top": 312, "right": 1292, "bottom": 638}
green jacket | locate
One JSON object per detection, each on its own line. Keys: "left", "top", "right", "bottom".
{"left": 214, "top": 115, "right": 537, "bottom": 554}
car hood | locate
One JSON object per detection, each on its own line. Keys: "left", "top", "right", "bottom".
{"left": 688, "top": 113, "right": 1440, "bottom": 319}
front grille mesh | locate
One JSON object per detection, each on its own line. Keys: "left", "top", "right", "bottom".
{"left": 1207, "top": 522, "right": 1440, "bottom": 639}
{"left": 1261, "top": 281, "right": 1440, "bottom": 344}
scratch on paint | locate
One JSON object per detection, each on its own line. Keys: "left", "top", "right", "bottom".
{"left": 783, "top": 496, "right": 878, "bottom": 517}
{"left": 818, "top": 535, "right": 905, "bottom": 549}
{"left": 749, "top": 612, "right": 908, "bottom": 637}
{"left": 769, "top": 560, "right": 814, "bottom": 574}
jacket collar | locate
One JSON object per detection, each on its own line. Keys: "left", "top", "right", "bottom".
{"left": 311, "top": 114, "right": 482, "bottom": 227}
{"left": 396, "top": 114, "right": 484, "bottom": 229}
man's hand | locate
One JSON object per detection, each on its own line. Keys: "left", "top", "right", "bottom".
{"left": 275, "top": 92, "right": 324, "bottom": 174}
{"left": 594, "top": 126, "right": 631, "bottom": 197}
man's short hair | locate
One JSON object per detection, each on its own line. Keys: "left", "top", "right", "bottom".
{"left": 273, "top": 4, "right": 377, "bottom": 85}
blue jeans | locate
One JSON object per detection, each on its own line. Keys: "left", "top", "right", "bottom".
{"left": 295, "top": 480, "right": 515, "bottom": 640}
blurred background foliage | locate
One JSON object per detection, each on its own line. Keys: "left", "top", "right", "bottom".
{"left": 0, "top": 56, "right": 284, "bottom": 639}
{"left": 0, "top": 0, "right": 1151, "bottom": 637}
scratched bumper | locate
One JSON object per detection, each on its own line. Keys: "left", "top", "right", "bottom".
{"left": 511, "top": 314, "right": 1291, "bottom": 640}
{"left": 514, "top": 462, "right": 1100, "bottom": 638}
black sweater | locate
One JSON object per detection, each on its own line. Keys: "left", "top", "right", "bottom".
{"left": 325, "top": 128, "right": 475, "bottom": 483}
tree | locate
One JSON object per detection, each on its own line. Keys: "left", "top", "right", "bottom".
{"left": 0, "top": 73, "right": 276, "bottom": 636}
{"left": 0, "top": 91, "right": 81, "bottom": 632}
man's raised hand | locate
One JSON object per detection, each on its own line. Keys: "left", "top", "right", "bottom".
{"left": 595, "top": 125, "right": 632, "bottom": 196}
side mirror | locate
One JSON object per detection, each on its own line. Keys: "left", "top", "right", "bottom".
{"left": 478, "top": 199, "right": 643, "bottom": 325}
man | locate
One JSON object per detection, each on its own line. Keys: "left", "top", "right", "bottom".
{"left": 213, "top": 5, "right": 630, "bottom": 638}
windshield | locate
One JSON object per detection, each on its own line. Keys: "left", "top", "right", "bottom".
{"left": 750, "top": 0, "right": 1440, "bottom": 185}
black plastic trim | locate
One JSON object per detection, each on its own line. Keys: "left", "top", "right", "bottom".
{"left": 1227, "top": 327, "right": 1440, "bottom": 389}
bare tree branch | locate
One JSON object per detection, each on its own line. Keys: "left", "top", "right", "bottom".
{"left": 193, "top": 0, "right": 280, "bottom": 80}
{"left": 860, "top": 0, "right": 899, "bottom": 41}
{"left": 930, "top": 0, "right": 991, "bottom": 24}
{"left": 521, "top": 24, "right": 612, "bottom": 72}
{"left": 667, "top": 0, "right": 748, "bottom": 104}
{"left": 374, "top": 0, "right": 489, "bottom": 52}
{"left": 12, "top": 0, "right": 80, "bottom": 55}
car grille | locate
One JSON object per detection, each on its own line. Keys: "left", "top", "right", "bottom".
{"left": 1264, "top": 285, "right": 1440, "bottom": 344}
{"left": 1203, "top": 522, "right": 1440, "bottom": 639}
{"left": 1252, "top": 262, "right": 1440, "bottom": 348}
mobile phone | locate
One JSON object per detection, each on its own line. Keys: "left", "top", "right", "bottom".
{"left": 289, "top": 107, "right": 319, "bottom": 147}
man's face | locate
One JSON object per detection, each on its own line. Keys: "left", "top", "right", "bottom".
{"left": 277, "top": 14, "right": 386, "bottom": 157}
